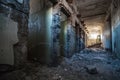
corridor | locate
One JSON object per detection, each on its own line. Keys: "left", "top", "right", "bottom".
{"left": 0, "top": 0, "right": 120, "bottom": 80}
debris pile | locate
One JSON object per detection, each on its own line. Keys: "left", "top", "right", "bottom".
{"left": 0, "top": 48, "right": 120, "bottom": 80}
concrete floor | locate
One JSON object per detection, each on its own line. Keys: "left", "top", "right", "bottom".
{"left": 0, "top": 48, "right": 120, "bottom": 80}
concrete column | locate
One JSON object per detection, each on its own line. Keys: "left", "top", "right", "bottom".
{"left": 50, "top": 7, "right": 61, "bottom": 66}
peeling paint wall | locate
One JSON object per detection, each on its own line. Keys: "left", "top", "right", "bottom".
{"left": 28, "top": 0, "right": 63, "bottom": 65}
{"left": 28, "top": 0, "right": 53, "bottom": 64}
{"left": 0, "top": 0, "right": 86, "bottom": 67}
{"left": 60, "top": 20, "right": 76, "bottom": 57}
{"left": 110, "top": 0, "right": 120, "bottom": 58}
{"left": 0, "top": 14, "right": 18, "bottom": 65}
{"left": 51, "top": 11, "right": 61, "bottom": 65}
{"left": 28, "top": 0, "right": 81, "bottom": 65}
{"left": 28, "top": 0, "right": 86, "bottom": 65}
{"left": 65, "top": 23, "right": 76, "bottom": 57}
{"left": 0, "top": 0, "right": 29, "bottom": 67}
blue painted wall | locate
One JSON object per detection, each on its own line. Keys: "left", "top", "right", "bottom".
{"left": 102, "top": 21, "right": 112, "bottom": 50}
{"left": 110, "top": 2, "right": 120, "bottom": 58}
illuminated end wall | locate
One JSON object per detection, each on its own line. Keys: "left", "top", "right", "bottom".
{"left": 87, "top": 26, "right": 102, "bottom": 46}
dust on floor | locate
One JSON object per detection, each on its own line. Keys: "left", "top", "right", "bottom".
{"left": 0, "top": 48, "right": 120, "bottom": 80}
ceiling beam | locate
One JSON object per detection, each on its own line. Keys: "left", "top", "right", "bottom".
{"left": 81, "top": 12, "right": 106, "bottom": 19}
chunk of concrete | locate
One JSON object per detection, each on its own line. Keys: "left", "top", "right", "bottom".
{"left": 84, "top": 65, "right": 98, "bottom": 74}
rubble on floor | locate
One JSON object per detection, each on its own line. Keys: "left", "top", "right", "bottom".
{"left": 0, "top": 48, "right": 120, "bottom": 80}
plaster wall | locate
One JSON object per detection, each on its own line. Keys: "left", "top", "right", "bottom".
{"left": 0, "top": 14, "right": 18, "bottom": 65}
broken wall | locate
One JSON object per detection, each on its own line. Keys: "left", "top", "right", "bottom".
{"left": 0, "top": 0, "right": 29, "bottom": 66}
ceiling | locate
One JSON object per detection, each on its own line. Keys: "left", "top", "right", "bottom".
{"left": 76, "top": 0, "right": 111, "bottom": 18}
{"left": 75, "top": 0, "right": 112, "bottom": 38}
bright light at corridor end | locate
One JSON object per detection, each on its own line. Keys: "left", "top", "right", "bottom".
{"left": 89, "top": 33, "right": 99, "bottom": 39}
